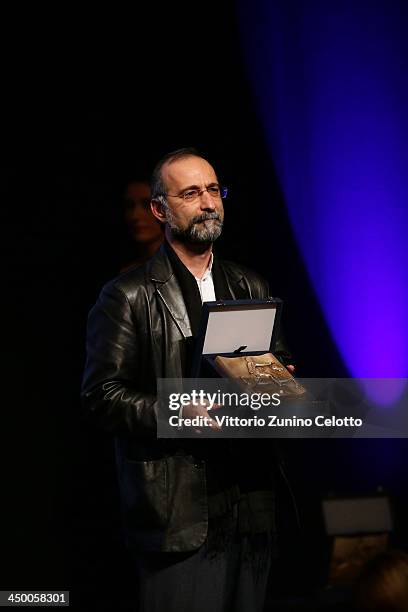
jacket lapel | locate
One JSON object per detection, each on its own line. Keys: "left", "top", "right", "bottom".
{"left": 219, "top": 260, "right": 250, "bottom": 300}
{"left": 149, "top": 246, "right": 192, "bottom": 339}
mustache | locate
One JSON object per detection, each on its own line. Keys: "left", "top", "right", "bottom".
{"left": 191, "top": 212, "right": 222, "bottom": 224}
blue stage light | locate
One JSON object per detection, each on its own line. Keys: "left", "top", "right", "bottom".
{"left": 238, "top": 0, "right": 408, "bottom": 402}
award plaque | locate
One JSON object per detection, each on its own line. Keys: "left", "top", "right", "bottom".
{"left": 191, "top": 299, "right": 305, "bottom": 398}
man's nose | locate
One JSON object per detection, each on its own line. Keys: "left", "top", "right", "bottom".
{"left": 199, "top": 190, "right": 216, "bottom": 210}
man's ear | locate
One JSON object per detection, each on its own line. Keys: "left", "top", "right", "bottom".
{"left": 150, "top": 199, "right": 167, "bottom": 224}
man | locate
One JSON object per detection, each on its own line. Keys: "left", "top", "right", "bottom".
{"left": 82, "top": 148, "right": 293, "bottom": 611}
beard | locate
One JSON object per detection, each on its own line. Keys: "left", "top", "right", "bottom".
{"left": 165, "top": 209, "right": 224, "bottom": 244}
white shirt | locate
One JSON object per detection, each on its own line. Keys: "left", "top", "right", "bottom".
{"left": 194, "top": 252, "right": 216, "bottom": 303}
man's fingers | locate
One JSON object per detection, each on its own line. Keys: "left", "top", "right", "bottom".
{"left": 208, "top": 417, "right": 222, "bottom": 431}
{"left": 207, "top": 403, "right": 223, "bottom": 411}
{"left": 193, "top": 417, "right": 221, "bottom": 435}
{"left": 195, "top": 417, "right": 221, "bottom": 432}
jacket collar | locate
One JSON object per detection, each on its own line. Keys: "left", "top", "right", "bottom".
{"left": 148, "top": 244, "right": 174, "bottom": 283}
{"left": 217, "top": 260, "right": 249, "bottom": 300}
{"left": 148, "top": 245, "right": 192, "bottom": 338}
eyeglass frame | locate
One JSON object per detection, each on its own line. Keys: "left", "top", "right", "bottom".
{"left": 160, "top": 184, "right": 228, "bottom": 203}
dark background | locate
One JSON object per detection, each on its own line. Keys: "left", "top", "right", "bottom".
{"left": 2, "top": 5, "right": 407, "bottom": 610}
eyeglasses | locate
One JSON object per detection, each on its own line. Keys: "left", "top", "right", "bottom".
{"left": 165, "top": 185, "right": 228, "bottom": 203}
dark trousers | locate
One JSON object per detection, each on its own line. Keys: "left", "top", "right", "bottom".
{"left": 134, "top": 510, "right": 273, "bottom": 612}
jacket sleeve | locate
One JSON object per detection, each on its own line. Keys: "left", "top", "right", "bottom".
{"left": 81, "top": 282, "right": 158, "bottom": 437}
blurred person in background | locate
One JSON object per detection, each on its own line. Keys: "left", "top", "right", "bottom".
{"left": 120, "top": 178, "right": 163, "bottom": 272}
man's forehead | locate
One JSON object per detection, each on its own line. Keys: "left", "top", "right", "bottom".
{"left": 162, "top": 156, "right": 217, "bottom": 186}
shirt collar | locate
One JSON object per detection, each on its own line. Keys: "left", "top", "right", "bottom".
{"left": 196, "top": 252, "right": 213, "bottom": 281}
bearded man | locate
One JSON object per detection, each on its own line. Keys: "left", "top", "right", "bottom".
{"left": 82, "top": 148, "right": 293, "bottom": 612}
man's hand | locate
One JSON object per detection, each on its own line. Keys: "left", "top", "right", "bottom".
{"left": 286, "top": 364, "right": 295, "bottom": 374}
{"left": 181, "top": 401, "right": 222, "bottom": 434}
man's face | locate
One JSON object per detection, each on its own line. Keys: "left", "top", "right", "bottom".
{"left": 160, "top": 156, "right": 224, "bottom": 243}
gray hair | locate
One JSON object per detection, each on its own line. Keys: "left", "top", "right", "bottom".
{"left": 150, "top": 147, "right": 205, "bottom": 204}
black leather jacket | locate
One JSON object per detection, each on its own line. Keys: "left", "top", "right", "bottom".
{"left": 81, "top": 245, "right": 292, "bottom": 552}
